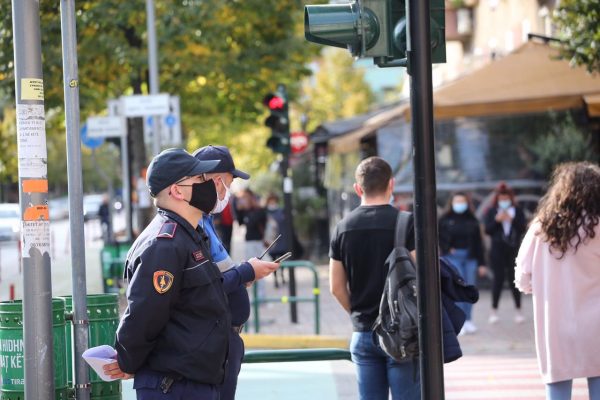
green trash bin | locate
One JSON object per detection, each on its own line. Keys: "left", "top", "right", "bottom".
{"left": 63, "top": 294, "right": 121, "bottom": 399}
{"left": 100, "top": 242, "right": 130, "bottom": 294}
{"left": 0, "top": 298, "right": 69, "bottom": 400}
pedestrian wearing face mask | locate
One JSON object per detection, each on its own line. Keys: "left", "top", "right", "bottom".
{"left": 103, "top": 148, "right": 279, "bottom": 399}
{"left": 438, "top": 192, "right": 486, "bottom": 335}
{"left": 193, "top": 145, "right": 274, "bottom": 400}
{"left": 484, "top": 182, "right": 527, "bottom": 325}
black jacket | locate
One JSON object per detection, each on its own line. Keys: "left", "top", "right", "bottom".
{"left": 484, "top": 206, "right": 527, "bottom": 251}
{"left": 115, "top": 209, "right": 231, "bottom": 384}
{"left": 440, "top": 256, "right": 479, "bottom": 363}
{"left": 439, "top": 212, "right": 485, "bottom": 265}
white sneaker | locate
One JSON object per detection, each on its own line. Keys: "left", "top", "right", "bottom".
{"left": 463, "top": 320, "right": 478, "bottom": 334}
{"left": 458, "top": 326, "right": 467, "bottom": 336}
{"left": 514, "top": 314, "right": 525, "bottom": 324}
{"left": 488, "top": 314, "right": 500, "bottom": 324}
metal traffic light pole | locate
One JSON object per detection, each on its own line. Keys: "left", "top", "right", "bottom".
{"left": 11, "top": 0, "right": 55, "bottom": 398}
{"left": 406, "top": 0, "right": 445, "bottom": 398}
{"left": 277, "top": 84, "right": 299, "bottom": 324}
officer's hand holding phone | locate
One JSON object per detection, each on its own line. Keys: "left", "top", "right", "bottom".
{"left": 247, "top": 257, "right": 280, "bottom": 281}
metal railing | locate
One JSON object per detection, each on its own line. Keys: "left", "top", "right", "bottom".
{"left": 251, "top": 260, "right": 321, "bottom": 334}
{"left": 243, "top": 348, "right": 351, "bottom": 363}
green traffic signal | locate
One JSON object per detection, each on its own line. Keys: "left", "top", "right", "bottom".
{"left": 304, "top": 0, "right": 446, "bottom": 67}
{"left": 304, "top": 2, "right": 379, "bottom": 57}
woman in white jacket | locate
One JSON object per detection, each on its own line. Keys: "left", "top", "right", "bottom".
{"left": 515, "top": 162, "right": 600, "bottom": 400}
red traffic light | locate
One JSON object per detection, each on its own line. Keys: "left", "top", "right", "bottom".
{"left": 263, "top": 94, "right": 285, "bottom": 110}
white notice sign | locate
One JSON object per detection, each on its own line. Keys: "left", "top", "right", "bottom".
{"left": 121, "top": 94, "right": 170, "bottom": 117}
{"left": 87, "top": 116, "right": 125, "bottom": 138}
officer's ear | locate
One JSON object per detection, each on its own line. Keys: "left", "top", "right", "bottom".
{"left": 168, "top": 183, "right": 186, "bottom": 201}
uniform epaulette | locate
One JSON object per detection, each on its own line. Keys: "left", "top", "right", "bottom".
{"left": 157, "top": 221, "right": 177, "bottom": 239}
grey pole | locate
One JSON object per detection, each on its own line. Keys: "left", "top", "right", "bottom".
{"left": 59, "top": 0, "right": 91, "bottom": 399}
{"left": 121, "top": 132, "right": 133, "bottom": 241}
{"left": 11, "top": 0, "right": 55, "bottom": 398}
{"left": 406, "top": 0, "right": 445, "bottom": 398}
{"left": 146, "top": 0, "right": 161, "bottom": 156}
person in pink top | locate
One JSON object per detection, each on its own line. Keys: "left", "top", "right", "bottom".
{"left": 515, "top": 162, "right": 600, "bottom": 400}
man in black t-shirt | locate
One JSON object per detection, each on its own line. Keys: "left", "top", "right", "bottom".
{"left": 329, "top": 156, "right": 420, "bottom": 400}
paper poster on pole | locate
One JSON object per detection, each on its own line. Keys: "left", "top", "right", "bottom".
{"left": 16, "top": 104, "right": 47, "bottom": 161}
{"left": 20, "top": 78, "right": 44, "bottom": 101}
{"left": 21, "top": 220, "right": 50, "bottom": 256}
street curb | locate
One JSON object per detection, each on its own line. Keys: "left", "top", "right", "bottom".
{"left": 241, "top": 334, "right": 349, "bottom": 349}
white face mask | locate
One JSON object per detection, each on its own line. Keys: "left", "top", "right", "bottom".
{"left": 211, "top": 177, "right": 231, "bottom": 214}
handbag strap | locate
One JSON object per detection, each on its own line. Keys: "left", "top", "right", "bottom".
{"left": 395, "top": 211, "right": 412, "bottom": 248}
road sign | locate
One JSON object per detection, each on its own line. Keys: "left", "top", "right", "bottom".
{"left": 290, "top": 131, "right": 309, "bottom": 154}
{"left": 80, "top": 123, "right": 104, "bottom": 149}
{"left": 143, "top": 96, "right": 181, "bottom": 147}
{"left": 86, "top": 116, "right": 125, "bottom": 138}
{"left": 121, "top": 94, "right": 170, "bottom": 117}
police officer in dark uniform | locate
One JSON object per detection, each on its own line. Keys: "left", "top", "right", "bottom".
{"left": 104, "top": 148, "right": 279, "bottom": 399}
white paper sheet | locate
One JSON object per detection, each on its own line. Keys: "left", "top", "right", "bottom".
{"left": 82, "top": 345, "right": 119, "bottom": 382}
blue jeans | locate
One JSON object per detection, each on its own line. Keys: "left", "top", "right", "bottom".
{"left": 445, "top": 249, "right": 477, "bottom": 320}
{"left": 350, "top": 331, "right": 420, "bottom": 400}
{"left": 546, "top": 376, "right": 600, "bottom": 400}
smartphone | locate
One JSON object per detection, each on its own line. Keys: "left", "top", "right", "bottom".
{"left": 274, "top": 252, "right": 292, "bottom": 263}
{"left": 258, "top": 234, "right": 282, "bottom": 260}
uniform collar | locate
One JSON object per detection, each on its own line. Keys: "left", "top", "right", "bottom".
{"left": 158, "top": 208, "right": 203, "bottom": 243}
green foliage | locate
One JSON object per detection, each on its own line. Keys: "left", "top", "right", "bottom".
{"left": 0, "top": 0, "right": 318, "bottom": 190}
{"left": 529, "top": 114, "right": 596, "bottom": 178}
{"left": 298, "top": 48, "right": 375, "bottom": 132}
{"left": 552, "top": 0, "right": 600, "bottom": 73}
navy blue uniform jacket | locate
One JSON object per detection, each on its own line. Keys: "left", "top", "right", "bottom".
{"left": 115, "top": 209, "right": 253, "bottom": 384}
{"left": 440, "top": 256, "right": 479, "bottom": 363}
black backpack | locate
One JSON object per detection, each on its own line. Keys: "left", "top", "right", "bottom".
{"left": 372, "top": 211, "right": 419, "bottom": 362}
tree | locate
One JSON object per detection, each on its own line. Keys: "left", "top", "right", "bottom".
{"left": 298, "top": 48, "right": 375, "bottom": 132}
{"left": 552, "top": 0, "right": 600, "bottom": 74}
{"left": 0, "top": 0, "right": 318, "bottom": 188}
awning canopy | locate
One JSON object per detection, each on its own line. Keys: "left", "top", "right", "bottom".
{"left": 327, "top": 41, "right": 600, "bottom": 152}
{"left": 433, "top": 41, "right": 600, "bottom": 119}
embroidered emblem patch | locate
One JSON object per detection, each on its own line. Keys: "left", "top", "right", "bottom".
{"left": 192, "top": 250, "right": 205, "bottom": 262}
{"left": 153, "top": 270, "right": 174, "bottom": 294}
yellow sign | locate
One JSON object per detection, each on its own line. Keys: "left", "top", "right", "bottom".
{"left": 20, "top": 78, "right": 44, "bottom": 101}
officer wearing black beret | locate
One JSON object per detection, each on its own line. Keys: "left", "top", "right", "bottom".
{"left": 104, "top": 148, "right": 279, "bottom": 399}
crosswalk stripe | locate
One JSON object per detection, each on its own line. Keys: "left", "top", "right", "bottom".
{"left": 444, "top": 356, "right": 589, "bottom": 400}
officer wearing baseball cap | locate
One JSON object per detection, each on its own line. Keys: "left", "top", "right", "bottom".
{"left": 104, "top": 148, "right": 279, "bottom": 399}
{"left": 194, "top": 145, "right": 253, "bottom": 400}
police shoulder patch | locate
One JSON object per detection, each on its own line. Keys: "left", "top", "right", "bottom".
{"left": 153, "top": 270, "right": 174, "bottom": 294}
{"left": 157, "top": 222, "right": 177, "bottom": 239}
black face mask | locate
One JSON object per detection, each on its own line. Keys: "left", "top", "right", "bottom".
{"left": 186, "top": 180, "right": 217, "bottom": 214}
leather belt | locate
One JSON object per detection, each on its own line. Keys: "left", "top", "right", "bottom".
{"left": 232, "top": 325, "right": 244, "bottom": 334}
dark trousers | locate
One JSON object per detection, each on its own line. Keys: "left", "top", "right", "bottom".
{"left": 134, "top": 369, "right": 218, "bottom": 400}
{"left": 220, "top": 330, "right": 245, "bottom": 400}
{"left": 490, "top": 245, "right": 521, "bottom": 309}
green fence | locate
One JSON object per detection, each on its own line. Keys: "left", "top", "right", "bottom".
{"left": 0, "top": 299, "right": 69, "bottom": 400}
{"left": 251, "top": 260, "right": 320, "bottom": 334}
{"left": 62, "top": 294, "right": 121, "bottom": 400}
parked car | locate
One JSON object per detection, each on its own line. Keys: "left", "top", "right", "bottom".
{"left": 83, "top": 194, "right": 105, "bottom": 222}
{"left": 49, "top": 197, "right": 70, "bottom": 220}
{"left": 0, "top": 203, "right": 21, "bottom": 241}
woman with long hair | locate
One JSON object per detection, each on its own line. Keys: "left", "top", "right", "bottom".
{"left": 439, "top": 192, "right": 486, "bottom": 335}
{"left": 515, "top": 162, "right": 600, "bottom": 400}
{"left": 484, "top": 182, "right": 527, "bottom": 324}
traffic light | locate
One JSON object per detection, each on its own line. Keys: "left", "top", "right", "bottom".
{"left": 304, "top": 0, "right": 445, "bottom": 67}
{"left": 263, "top": 88, "right": 290, "bottom": 154}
